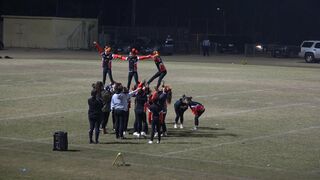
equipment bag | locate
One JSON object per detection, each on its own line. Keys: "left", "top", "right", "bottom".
{"left": 53, "top": 131, "right": 68, "bottom": 151}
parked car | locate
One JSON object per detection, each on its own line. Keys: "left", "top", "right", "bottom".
{"left": 269, "top": 44, "right": 300, "bottom": 58}
{"left": 299, "top": 40, "right": 320, "bottom": 63}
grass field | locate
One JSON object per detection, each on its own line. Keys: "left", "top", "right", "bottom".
{"left": 1, "top": 49, "right": 320, "bottom": 180}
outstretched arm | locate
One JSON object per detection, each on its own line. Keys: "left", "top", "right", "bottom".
{"left": 93, "top": 41, "right": 103, "bottom": 54}
{"left": 112, "top": 54, "right": 123, "bottom": 59}
{"left": 138, "top": 55, "right": 152, "bottom": 60}
{"left": 119, "top": 56, "right": 128, "bottom": 61}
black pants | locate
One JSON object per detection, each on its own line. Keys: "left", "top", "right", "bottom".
{"left": 103, "top": 68, "right": 114, "bottom": 85}
{"left": 123, "top": 110, "right": 129, "bottom": 132}
{"left": 112, "top": 111, "right": 115, "bottom": 130}
{"left": 101, "top": 111, "right": 110, "bottom": 129}
{"left": 203, "top": 46, "right": 209, "bottom": 56}
{"left": 134, "top": 111, "right": 148, "bottom": 134}
{"left": 114, "top": 110, "right": 125, "bottom": 138}
{"left": 127, "top": 72, "right": 139, "bottom": 89}
{"left": 174, "top": 108, "right": 185, "bottom": 124}
{"left": 135, "top": 110, "right": 147, "bottom": 133}
{"left": 161, "top": 112, "right": 167, "bottom": 133}
{"left": 195, "top": 109, "right": 205, "bottom": 126}
{"left": 147, "top": 71, "right": 167, "bottom": 89}
{"left": 89, "top": 116, "right": 101, "bottom": 143}
{"left": 150, "top": 116, "right": 161, "bottom": 142}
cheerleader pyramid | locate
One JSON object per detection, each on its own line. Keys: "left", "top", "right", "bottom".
{"left": 87, "top": 41, "right": 205, "bottom": 144}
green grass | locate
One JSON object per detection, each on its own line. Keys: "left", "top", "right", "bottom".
{"left": 0, "top": 51, "right": 320, "bottom": 179}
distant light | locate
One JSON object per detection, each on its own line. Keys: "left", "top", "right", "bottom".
{"left": 217, "top": 8, "right": 220, "bottom": 11}
{"left": 256, "top": 45, "right": 263, "bottom": 50}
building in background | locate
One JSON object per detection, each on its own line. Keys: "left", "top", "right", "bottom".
{"left": 2, "top": 15, "right": 98, "bottom": 49}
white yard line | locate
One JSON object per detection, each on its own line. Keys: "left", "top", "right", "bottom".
{"left": 162, "top": 125, "right": 320, "bottom": 156}
{"left": 0, "top": 109, "right": 86, "bottom": 122}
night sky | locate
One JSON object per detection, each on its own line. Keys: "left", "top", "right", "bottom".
{"left": 1, "top": 0, "right": 320, "bottom": 44}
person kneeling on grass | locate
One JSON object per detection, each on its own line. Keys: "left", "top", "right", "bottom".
{"left": 88, "top": 89, "right": 103, "bottom": 144}
{"left": 185, "top": 96, "right": 205, "bottom": 130}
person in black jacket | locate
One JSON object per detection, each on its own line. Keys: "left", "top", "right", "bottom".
{"left": 174, "top": 95, "right": 188, "bottom": 129}
{"left": 88, "top": 89, "right": 103, "bottom": 144}
{"left": 133, "top": 83, "right": 149, "bottom": 138}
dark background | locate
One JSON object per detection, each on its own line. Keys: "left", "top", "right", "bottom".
{"left": 1, "top": 0, "right": 320, "bottom": 45}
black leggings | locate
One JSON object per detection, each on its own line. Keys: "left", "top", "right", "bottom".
{"left": 174, "top": 108, "right": 185, "bottom": 124}
{"left": 135, "top": 110, "right": 145, "bottom": 133}
{"left": 150, "top": 116, "right": 161, "bottom": 142}
{"left": 147, "top": 71, "right": 167, "bottom": 89}
{"left": 103, "top": 68, "right": 114, "bottom": 85}
{"left": 195, "top": 109, "right": 205, "bottom": 126}
{"left": 127, "top": 72, "right": 139, "bottom": 89}
{"left": 89, "top": 117, "right": 101, "bottom": 142}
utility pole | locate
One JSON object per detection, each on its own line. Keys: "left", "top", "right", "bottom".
{"left": 131, "top": 0, "right": 136, "bottom": 26}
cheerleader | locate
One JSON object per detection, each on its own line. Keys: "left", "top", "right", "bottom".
{"left": 147, "top": 51, "right": 167, "bottom": 89}
{"left": 120, "top": 48, "right": 152, "bottom": 89}
{"left": 185, "top": 96, "right": 205, "bottom": 130}
{"left": 173, "top": 95, "right": 188, "bottom": 129}
{"left": 133, "top": 82, "right": 149, "bottom": 138}
{"left": 93, "top": 41, "right": 122, "bottom": 85}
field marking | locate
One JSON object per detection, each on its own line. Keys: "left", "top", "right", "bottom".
{"left": 0, "top": 147, "right": 248, "bottom": 180}
{"left": 204, "top": 102, "right": 311, "bottom": 118}
{"left": 162, "top": 125, "right": 320, "bottom": 156}
{"left": 0, "top": 102, "right": 311, "bottom": 123}
{"left": 0, "top": 109, "right": 86, "bottom": 122}
{"left": 0, "top": 126, "right": 316, "bottom": 176}
{"left": 194, "top": 89, "right": 275, "bottom": 98}
{"left": 0, "top": 91, "right": 87, "bottom": 102}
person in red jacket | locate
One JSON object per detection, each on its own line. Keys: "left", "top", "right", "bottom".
{"left": 93, "top": 41, "right": 122, "bottom": 85}
{"left": 185, "top": 96, "right": 205, "bottom": 130}
{"left": 120, "top": 48, "right": 151, "bottom": 89}
{"left": 147, "top": 51, "right": 167, "bottom": 89}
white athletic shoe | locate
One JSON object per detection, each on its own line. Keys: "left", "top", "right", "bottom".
{"left": 191, "top": 126, "right": 197, "bottom": 131}
{"left": 180, "top": 124, "right": 184, "bottom": 129}
{"left": 148, "top": 140, "right": 153, "bottom": 144}
{"left": 154, "top": 132, "right": 158, "bottom": 137}
{"left": 161, "top": 132, "right": 168, "bottom": 137}
{"left": 123, "top": 131, "right": 126, "bottom": 136}
{"left": 174, "top": 124, "right": 177, "bottom": 129}
{"left": 133, "top": 132, "right": 138, "bottom": 136}
{"left": 156, "top": 140, "right": 160, "bottom": 144}
{"left": 141, "top": 132, "right": 147, "bottom": 137}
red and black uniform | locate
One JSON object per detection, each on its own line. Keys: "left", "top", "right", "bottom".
{"left": 147, "top": 55, "right": 167, "bottom": 89}
{"left": 121, "top": 54, "right": 151, "bottom": 89}
{"left": 94, "top": 43, "right": 121, "bottom": 85}
{"left": 189, "top": 101, "right": 205, "bottom": 127}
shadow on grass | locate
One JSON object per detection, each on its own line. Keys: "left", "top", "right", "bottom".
{"left": 162, "top": 141, "right": 202, "bottom": 145}
{"left": 167, "top": 126, "right": 237, "bottom": 138}
{"left": 66, "top": 149, "right": 81, "bottom": 152}
{"left": 100, "top": 141, "right": 143, "bottom": 145}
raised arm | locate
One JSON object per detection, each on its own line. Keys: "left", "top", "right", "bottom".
{"left": 93, "top": 41, "right": 104, "bottom": 54}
